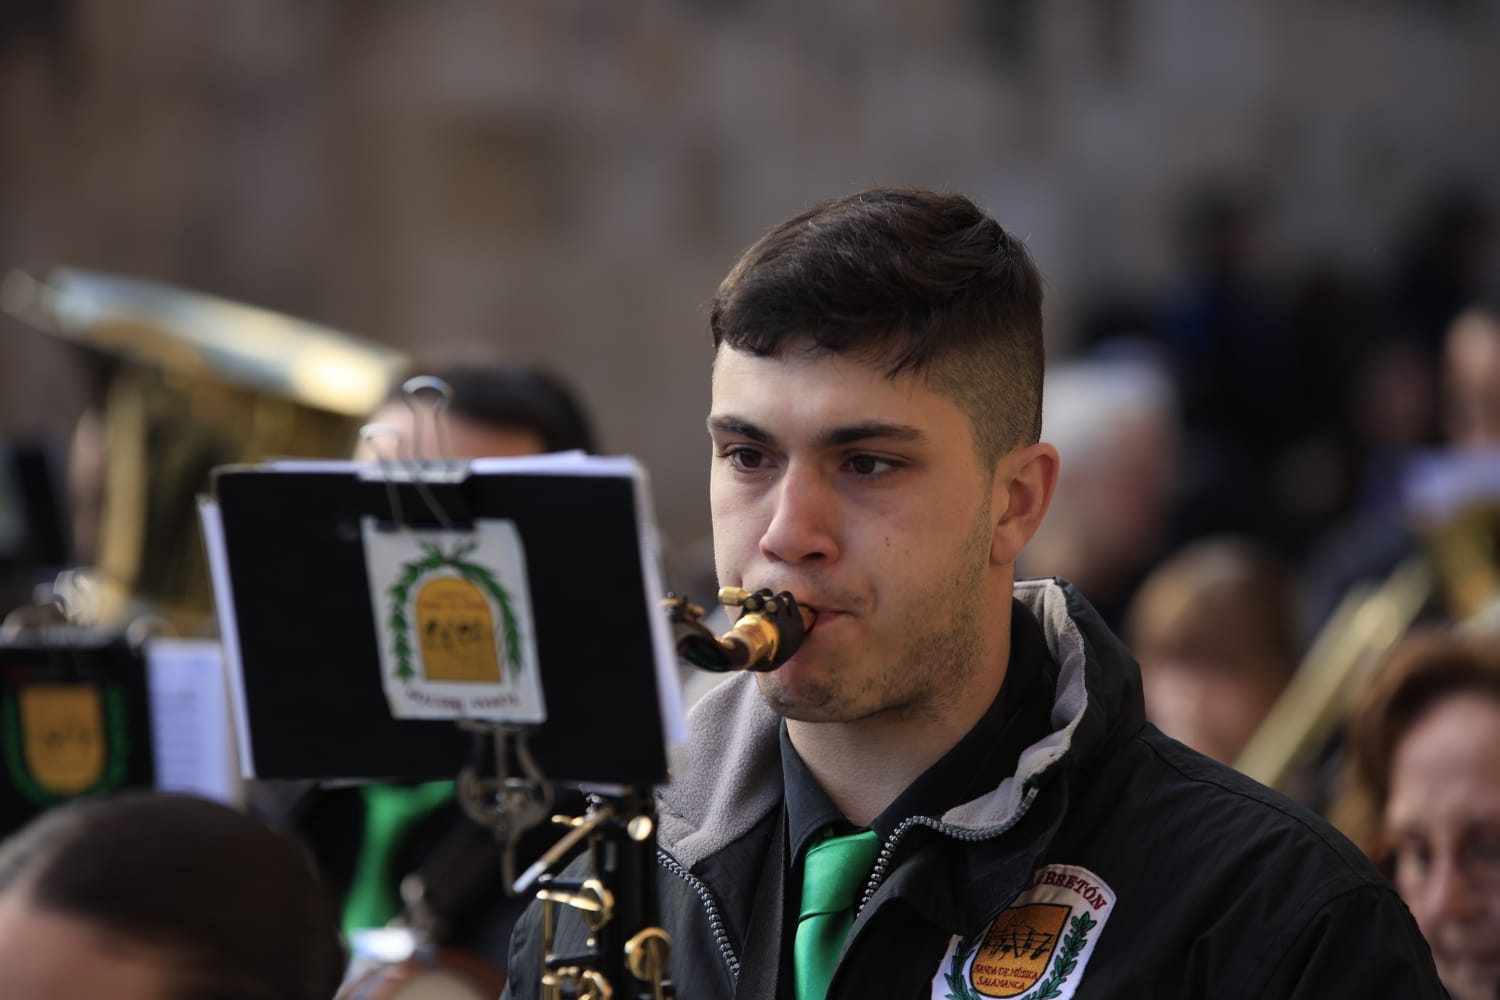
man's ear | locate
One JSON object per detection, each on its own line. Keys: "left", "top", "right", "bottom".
{"left": 990, "top": 442, "right": 1060, "bottom": 566}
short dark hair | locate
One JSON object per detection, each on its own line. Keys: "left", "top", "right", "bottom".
{"left": 399, "top": 362, "right": 596, "bottom": 454}
{"left": 710, "top": 187, "right": 1045, "bottom": 463}
{"left": 0, "top": 792, "right": 344, "bottom": 1000}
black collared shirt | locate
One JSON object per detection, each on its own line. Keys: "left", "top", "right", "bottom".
{"left": 781, "top": 597, "right": 1057, "bottom": 875}
{"left": 750, "top": 599, "right": 1059, "bottom": 997}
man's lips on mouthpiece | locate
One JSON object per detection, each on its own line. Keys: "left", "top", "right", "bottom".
{"left": 735, "top": 588, "right": 843, "bottom": 630}
{"left": 799, "top": 604, "right": 849, "bottom": 629}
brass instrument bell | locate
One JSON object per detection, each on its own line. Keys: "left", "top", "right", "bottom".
{"left": 3, "top": 268, "right": 409, "bottom": 631}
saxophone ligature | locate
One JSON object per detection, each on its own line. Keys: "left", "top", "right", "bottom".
{"left": 663, "top": 586, "right": 817, "bottom": 671}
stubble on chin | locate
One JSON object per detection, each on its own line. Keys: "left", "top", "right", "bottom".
{"left": 755, "top": 515, "right": 992, "bottom": 725}
{"left": 753, "top": 661, "right": 848, "bottom": 722}
{"left": 754, "top": 598, "right": 985, "bottom": 726}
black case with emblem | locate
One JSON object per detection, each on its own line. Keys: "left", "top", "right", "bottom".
{"left": 0, "top": 631, "right": 156, "bottom": 837}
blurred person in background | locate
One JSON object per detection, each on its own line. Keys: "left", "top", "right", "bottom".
{"left": 1018, "top": 348, "right": 1181, "bottom": 631}
{"left": 1156, "top": 182, "right": 1311, "bottom": 549}
{"left": 1299, "top": 303, "right": 1499, "bottom": 639}
{"left": 0, "top": 790, "right": 344, "bottom": 1000}
{"left": 1338, "top": 630, "right": 1500, "bottom": 1000}
{"left": 353, "top": 361, "right": 596, "bottom": 462}
{"left": 1159, "top": 183, "right": 1284, "bottom": 445}
{"left": 1345, "top": 337, "right": 1441, "bottom": 515}
{"left": 1389, "top": 186, "right": 1494, "bottom": 362}
{"left": 1124, "top": 536, "right": 1297, "bottom": 767}
{"left": 1442, "top": 303, "right": 1500, "bottom": 449}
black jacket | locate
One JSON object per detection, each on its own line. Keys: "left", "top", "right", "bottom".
{"left": 505, "top": 578, "right": 1444, "bottom": 998}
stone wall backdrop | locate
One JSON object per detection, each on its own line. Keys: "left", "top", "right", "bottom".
{"left": 2, "top": 0, "right": 1498, "bottom": 578}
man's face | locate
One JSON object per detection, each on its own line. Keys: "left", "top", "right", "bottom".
{"left": 1384, "top": 692, "right": 1500, "bottom": 1000}
{"left": 708, "top": 348, "right": 1003, "bottom": 724}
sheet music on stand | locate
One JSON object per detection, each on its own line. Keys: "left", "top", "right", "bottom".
{"left": 143, "top": 639, "right": 238, "bottom": 804}
{"left": 199, "top": 452, "right": 684, "bottom": 787}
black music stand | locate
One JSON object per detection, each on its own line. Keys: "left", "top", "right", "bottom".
{"left": 201, "top": 455, "right": 681, "bottom": 787}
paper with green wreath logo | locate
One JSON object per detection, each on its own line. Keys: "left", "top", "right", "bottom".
{"left": 362, "top": 518, "right": 545, "bottom": 724}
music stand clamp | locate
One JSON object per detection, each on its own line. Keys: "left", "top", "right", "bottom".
{"left": 453, "top": 720, "right": 552, "bottom": 891}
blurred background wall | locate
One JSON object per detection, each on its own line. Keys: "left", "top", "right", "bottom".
{"left": 2, "top": 0, "right": 1497, "bottom": 576}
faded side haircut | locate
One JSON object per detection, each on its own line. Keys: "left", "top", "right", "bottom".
{"left": 710, "top": 187, "right": 1045, "bottom": 464}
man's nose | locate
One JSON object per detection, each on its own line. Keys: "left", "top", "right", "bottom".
{"left": 759, "top": 463, "right": 839, "bottom": 565}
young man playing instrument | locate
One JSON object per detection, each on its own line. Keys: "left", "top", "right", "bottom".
{"left": 506, "top": 188, "right": 1444, "bottom": 998}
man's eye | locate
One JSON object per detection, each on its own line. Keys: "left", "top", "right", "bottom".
{"left": 847, "top": 454, "right": 893, "bottom": 476}
{"left": 726, "top": 447, "right": 765, "bottom": 470}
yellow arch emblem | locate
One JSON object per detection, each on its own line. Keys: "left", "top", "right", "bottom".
{"left": 416, "top": 576, "right": 503, "bottom": 683}
{"left": 19, "top": 685, "right": 107, "bottom": 795}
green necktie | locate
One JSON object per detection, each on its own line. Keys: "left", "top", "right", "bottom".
{"left": 341, "top": 780, "right": 455, "bottom": 934}
{"left": 794, "top": 829, "right": 880, "bottom": 1000}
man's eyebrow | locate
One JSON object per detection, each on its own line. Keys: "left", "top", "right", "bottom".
{"left": 707, "top": 415, "right": 772, "bottom": 443}
{"left": 707, "top": 415, "right": 924, "bottom": 447}
{"left": 817, "top": 422, "right": 925, "bottom": 447}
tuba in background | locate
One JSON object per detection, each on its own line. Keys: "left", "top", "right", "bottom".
{"left": 1235, "top": 452, "right": 1500, "bottom": 797}
{"left": 2, "top": 268, "right": 408, "bottom": 632}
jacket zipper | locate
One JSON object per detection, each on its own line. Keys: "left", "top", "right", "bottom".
{"left": 655, "top": 777, "right": 1044, "bottom": 979}
{"left": 856, "top": 783, "right": 1040, "bottom": 916}
{"left": 657, "top": 848, "right": 741, "bottom": 980}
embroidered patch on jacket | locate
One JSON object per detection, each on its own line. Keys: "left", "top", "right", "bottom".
{"left": 932, "top": 864, "right": 1115, "bottom": 1000}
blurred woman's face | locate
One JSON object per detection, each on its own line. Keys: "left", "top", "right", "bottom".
{"left": 1384, "top": 692, "right": 1500, "bottom": 1000}
{"left": 0, "top": 894, "right": 175, "bottom": 1000}
{"left": 1137, "top": 641, "right": 1285, "bottom": 765}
